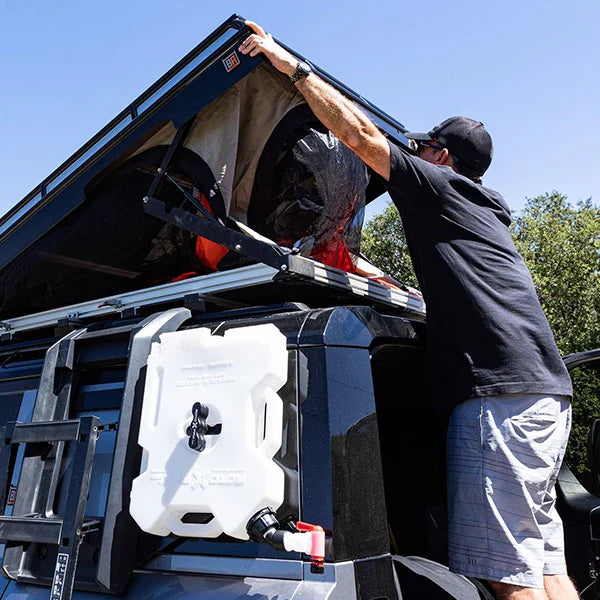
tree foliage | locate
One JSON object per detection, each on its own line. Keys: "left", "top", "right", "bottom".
{"left": 362, "top": 192, "right": 600, "bottom": 487}
{"left": 512, "top": 192, "right": 600, "bottom": 487}
{"left": 511, "top": 192, "right": 600, "bottom": 355}
{"left": 361, "top": 203, "right": 418, "bottom": 287}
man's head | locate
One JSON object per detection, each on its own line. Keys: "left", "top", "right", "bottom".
{"left": 405, "top": 117, "right": 493, "bottom": 183}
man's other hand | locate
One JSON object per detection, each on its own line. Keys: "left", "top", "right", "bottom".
{"left": 239, "top": 21, "right": 297, "bottom": 77}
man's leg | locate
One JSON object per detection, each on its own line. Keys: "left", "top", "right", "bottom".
{"left": 538, "top": 405, "right": 577, "bottom": 600}
{"left": 543, "top": 573, "right": 578, "bottom": 599}
{"left": 487, "top": 580, "right": 547, "bottom": 599}
{"left": 447, "top": 395, "right": 573, "bottom": 592}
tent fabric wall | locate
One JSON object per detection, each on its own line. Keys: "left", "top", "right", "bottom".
{"left": 131, "top": 63, "right": 368, "bottom": 271}
{"left": 133, "top": 64, "right": 306, "bottom": 223}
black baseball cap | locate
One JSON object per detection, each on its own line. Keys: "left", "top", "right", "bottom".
{"left": 405, "top": 117, "right": 494, "bottom": 178}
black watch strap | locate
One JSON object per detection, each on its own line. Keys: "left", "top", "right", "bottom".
{"left": 290, "top": 61, "right": 312, "bottom": 84}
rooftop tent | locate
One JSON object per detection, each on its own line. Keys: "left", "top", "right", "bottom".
{"left": 0, "top": 16, "right": 408, "bottom": 321}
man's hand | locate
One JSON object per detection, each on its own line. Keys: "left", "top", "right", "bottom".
{"left": 238, "top": 21, "right": 297, "bottom": 77}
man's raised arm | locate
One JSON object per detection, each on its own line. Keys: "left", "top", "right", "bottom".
{"left": 239, "top": 21, "right": 391, "bottom": 181}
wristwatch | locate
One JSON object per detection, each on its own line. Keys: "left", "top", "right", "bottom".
{"left": 290, "top": 60, "right": 312, "bottom": 85}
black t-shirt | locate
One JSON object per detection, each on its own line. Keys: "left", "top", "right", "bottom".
{"left": 386, "top": 140, "right": 572, "bottom": 413}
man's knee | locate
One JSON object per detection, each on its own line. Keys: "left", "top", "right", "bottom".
{"left": 487, "top": 580, "right": 547, "bottom": 599}
{"left": 543, "top": 574, "right": 578, "bottom": 600}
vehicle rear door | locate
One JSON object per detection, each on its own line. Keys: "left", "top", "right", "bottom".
{"left": 557, "top": 349, "right": 600, "bottom": 599}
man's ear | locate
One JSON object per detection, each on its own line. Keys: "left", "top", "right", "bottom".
{"left": 436, "top": 148, "right": 451, "bottom": 166}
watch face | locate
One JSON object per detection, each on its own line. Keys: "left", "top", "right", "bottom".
{"left": 299, "top": 61, "right": 311, "bottom": 75}
{"left": 291, "top": 61, "right": 311, "bottom": 83}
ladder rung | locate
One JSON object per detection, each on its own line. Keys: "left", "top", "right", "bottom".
{"left": 0, "top": 516, "right": 62, "bottom": 545}
{"left": 9, "top": 420, "right": 84, "bottom": 444}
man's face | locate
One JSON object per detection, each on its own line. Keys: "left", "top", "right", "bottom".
{"left": 416, "top": 140, "right": 446, "bottom": 164}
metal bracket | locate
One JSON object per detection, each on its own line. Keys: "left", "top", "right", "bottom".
{"left": 98, "top": 299, "right": 123, "bottom": 310}
{"left": 146, "top": 119, "right": 194, "bottom": 199}
{"left": 96, "top": 307, "right": 191, "bottom": 594}
{"left": 183, "top": 293, "right": 207, "bottom": 312}
{"left": 139, "top": 117, "right": 295, "bottom": 273}
{"left": 143, "top": 196, "right": 290, "bottom": 272}
{"left": 57, "top": 318, "right": 86, "bottom": 328}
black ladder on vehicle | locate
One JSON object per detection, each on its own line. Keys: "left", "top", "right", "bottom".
{"left": 0, "top": 416, "right": 100, "bottom": 600}
{"left": 0, "top": 308, "right": 191, "bottom": 599}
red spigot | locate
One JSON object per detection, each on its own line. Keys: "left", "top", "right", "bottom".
{"left": 296, "top": 521, "right": 325, "bottom": 573}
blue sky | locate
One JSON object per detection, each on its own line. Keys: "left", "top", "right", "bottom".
{"left": 1, "top": 0, "right": 598, "bottom": 222}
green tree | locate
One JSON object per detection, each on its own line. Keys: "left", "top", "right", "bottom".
{"left": 511, "top": 192, "right": 600, "bottom": 355}
{"left": 361, "top": 202, "right": 418, "bottom": 287}
{"left": 512, "top": 192, "right": 600, "bottom": 486}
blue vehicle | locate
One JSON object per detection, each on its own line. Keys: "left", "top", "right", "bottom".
{"left": 0, "top": 15, "right": 598, "bottom": 600}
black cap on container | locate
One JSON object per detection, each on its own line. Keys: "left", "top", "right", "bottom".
{"left": 405, "top": 117, "right": 494, "bottom": 178}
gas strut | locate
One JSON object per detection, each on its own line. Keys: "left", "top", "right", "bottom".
{"left": 247, "top": 508, "right": 325, "bottom": 573}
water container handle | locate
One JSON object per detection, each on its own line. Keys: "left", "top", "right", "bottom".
{"left": 258, "top": 387, "right": 283, "bottom": 456}
{"left": 164, "top": 512, "right": 222, "bottom": 539}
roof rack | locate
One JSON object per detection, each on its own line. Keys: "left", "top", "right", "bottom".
{"left": 0, "top": 256, "right": 424, "bottom": 337}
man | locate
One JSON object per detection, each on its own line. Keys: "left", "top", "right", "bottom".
{"left": 239, "top": 21, "right": 577, "bottom": 600}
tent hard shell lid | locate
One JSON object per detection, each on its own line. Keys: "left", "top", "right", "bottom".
{"left": 0, "top": 14, "right": 422, "bottom": 336}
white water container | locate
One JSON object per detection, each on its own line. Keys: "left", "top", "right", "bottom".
{"left": 130, "top": 323, "right": 288, "bottom": 540}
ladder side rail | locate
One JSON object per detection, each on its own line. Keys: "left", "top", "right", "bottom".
{"left": 50, "top": 416, "right": 100, "bottom": 600}
{"left": 2, "top": 329, "right": 86, "bottom": 582}
{"left": 43, "top": 332, "right": 86, "bottom": 518}
{"left": 0, "top": 423, "right": 18, "bottom": 511}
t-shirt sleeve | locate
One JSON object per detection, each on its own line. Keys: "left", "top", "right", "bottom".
{"left": 387, "top": 139, "right": 446, "bottom": 210}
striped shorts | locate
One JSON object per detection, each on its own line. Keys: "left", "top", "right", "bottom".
{"left": 447, "top": 394, "right": 571, "bottom": 589}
